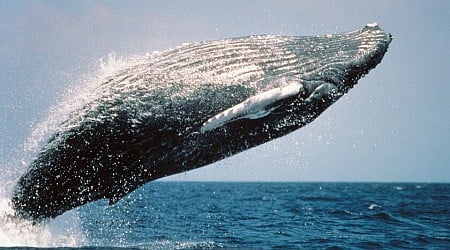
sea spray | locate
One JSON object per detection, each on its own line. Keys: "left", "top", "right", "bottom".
{"left": 24, "top": 53, "right": 141, "bottom": 155}
{"left": 0, "top": 199, "right": 83, "bottom": 246}
{"left": 0, "top": 53, "right": 135, "bottom": 247}
{"left": 0, "top": 119, "right": 84, "bottom": 247}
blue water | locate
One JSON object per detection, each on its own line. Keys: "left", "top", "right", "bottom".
{"left": 4, "top": 182, "right": 450, "bottom": 249}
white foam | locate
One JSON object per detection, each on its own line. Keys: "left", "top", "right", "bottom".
{"left": 368, "top": 203, "right": 381, "bottom": 210}
{"left": 0, "top": 54, "right": 135, "bottom": 247}
{"left": 0, "top": 194, "right": 84, "bottom": 247}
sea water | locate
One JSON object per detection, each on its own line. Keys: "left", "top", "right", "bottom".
{"left": 2, "top": 182, "right": 448, "bottom": 249}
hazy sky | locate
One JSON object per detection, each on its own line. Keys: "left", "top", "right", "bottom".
{"left": 1, "top": 1, "right": 449, "bottom": 183}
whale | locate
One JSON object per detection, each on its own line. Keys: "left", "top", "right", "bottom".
{"left": 12, "top": 24, "right": 392, "bottom": 221}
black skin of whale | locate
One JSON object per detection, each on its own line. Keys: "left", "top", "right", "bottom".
{"left": 12, "top": 24, "right": 392, "bottom": 221}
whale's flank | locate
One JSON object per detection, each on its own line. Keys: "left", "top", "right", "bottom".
{"left": 12, "top": 24, "right": 392, "bottom": 221}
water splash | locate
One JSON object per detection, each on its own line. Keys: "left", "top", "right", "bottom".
{"left": 0, "top": 188, "right": 84, "bottom": 246}
{"left": 0, "top": 53, "right": 134, "bottom": 247}
{"left": 24, "top": 52, "right": 139, "bottom": 155}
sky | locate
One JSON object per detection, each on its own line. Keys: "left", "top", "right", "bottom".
{"left": 0, "top": 0, "right": 449, "bottom": 183}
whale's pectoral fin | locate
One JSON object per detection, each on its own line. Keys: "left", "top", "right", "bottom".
{"left": 200, "top": 80, "right": 304, "bottom": 133}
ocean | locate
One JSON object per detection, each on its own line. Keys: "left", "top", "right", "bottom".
{"left": 2, "top": 182, "right": 448, "bottom": 249}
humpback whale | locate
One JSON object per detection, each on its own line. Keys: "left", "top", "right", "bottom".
{"left": 12, "top": 24, "right": 392, "bottom": 221}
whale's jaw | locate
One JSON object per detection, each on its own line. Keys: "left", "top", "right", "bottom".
{"left": 12, "top": 24, "right": 391, "bottom": 222}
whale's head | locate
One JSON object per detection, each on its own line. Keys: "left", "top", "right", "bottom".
{"left": 200, "top": 23, "right": 392, "bottom": 135}
{"left": 284, "top": 23, "right": 392, "bottom": 127}
{"left": 297, "top": 23, "right": 392, "bottom": 101}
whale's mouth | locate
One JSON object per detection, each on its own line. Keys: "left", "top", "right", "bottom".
{"left": 298, "top": 80, "right": 340, "bottom": 104}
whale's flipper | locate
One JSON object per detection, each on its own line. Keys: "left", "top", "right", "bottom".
{"left": 201, "top": 79, "right": 304, "bottom": 133}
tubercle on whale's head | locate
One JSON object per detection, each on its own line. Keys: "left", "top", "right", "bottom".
{"left": 338, "top": 23, "right": 392, "bottom": 91}
{"left": 294, "top": 23, "right": 392, "bottom": 104}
